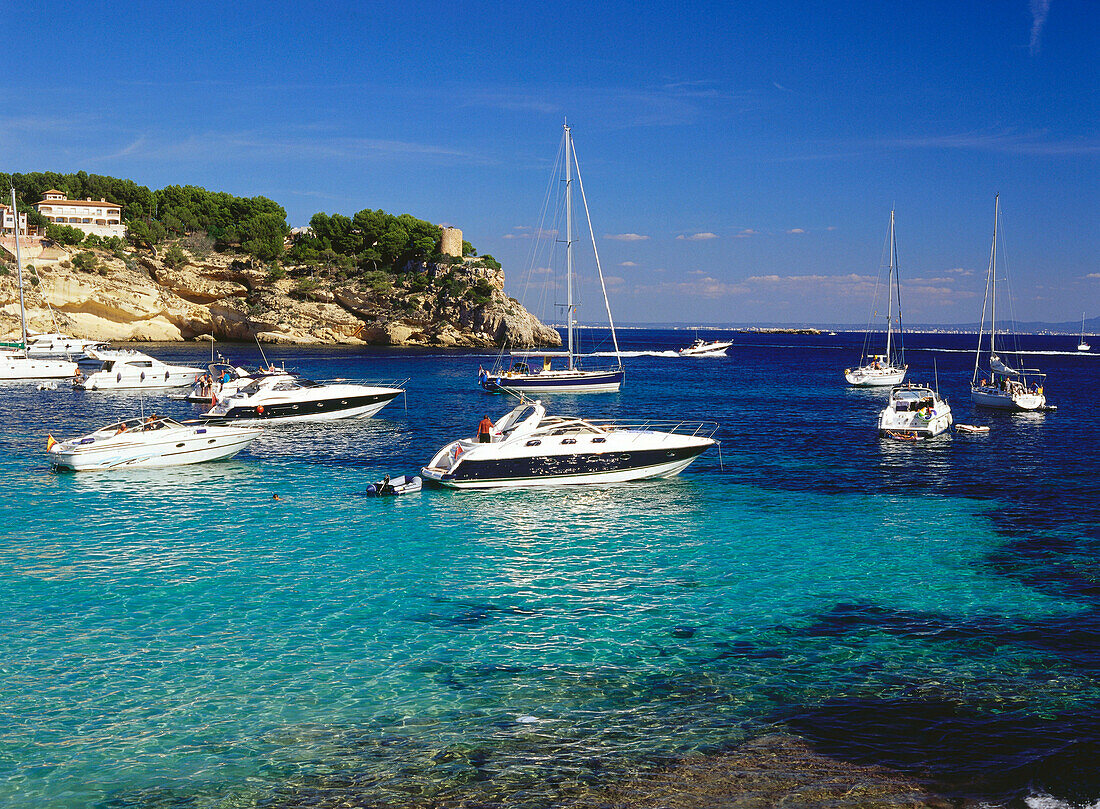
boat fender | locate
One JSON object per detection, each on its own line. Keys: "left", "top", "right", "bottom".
{"left": 140, "top": 372, "right": 146, "bottom": 382}
{"left": 257, "top": 405, "right": 264, "bottom": 415}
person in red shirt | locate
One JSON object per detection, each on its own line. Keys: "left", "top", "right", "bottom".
{"left": 477, "top": 415, "right": 494, "bottom": 443}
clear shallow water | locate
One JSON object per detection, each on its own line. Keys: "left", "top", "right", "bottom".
{"left": 1, "top": 331, "right": 1097, "bottom": 807}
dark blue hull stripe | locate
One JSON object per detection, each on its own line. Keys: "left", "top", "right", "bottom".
{"left": 205, "top": 391, "right": 399, "bottom": 421}
{"left": 480, "top": 370, "right": 624, "bottom": 392}
{"left": 448, "top": 445, "right": 705, "bottom": 483}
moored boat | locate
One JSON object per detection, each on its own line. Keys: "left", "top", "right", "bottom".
{"left": 845, "top": 209, "right": 907, "bottom": 387}
{"left": 422, "top": 399, "right": 716, "bottom": 489}
{"left": 47, "top": 416, "right": 260, "bottom": 471}
{"left": 877, "top": 383, "right": 953, "bottom": 440}
{"left": 74, "top": 351, "right": 205, "bottom": 390}
{"left": 202, "top": 375, "right": 405, "bottom": 423}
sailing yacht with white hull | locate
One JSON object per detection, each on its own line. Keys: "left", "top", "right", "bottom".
{"left": 845, "top": 209, "right": 907, "bottom": 387}
{"left": 0, "top": 187, "right": 77, "bottom": 380}
{"left": 479, "top": 123, "right": 624, "bottom": 394}
{"left": 970, "top": 196, "right": 1047, "bottom": 411}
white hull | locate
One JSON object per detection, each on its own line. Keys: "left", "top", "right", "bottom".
{"left": 679, "top": 340, "right": 732, "bottom": 357}
{"left": 422, "top": 452, "right": 702, "bottom": 489}
{"left": 1079, "top": 343, "right": 1091, "bottom": 352}
{"left": 49, "top": 421, "right": 260, "bottom": 471}
{"left": 78, "top": 368, "right": 204, "bottom": 390}
{"left": 878, "top": 408, "right": 953, "bottom": 438}
{"left": 970, "top": 385, "right": 1046, "bottom": 411}
{"left": 0, "top": 356, "right": 78, "bottom": 380}
{"left": 207, "top": 398, "right": 393, "bottom": 425}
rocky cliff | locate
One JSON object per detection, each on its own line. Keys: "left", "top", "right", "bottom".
{"left": 0, "top": 244, "right": 561, "bottom": 348}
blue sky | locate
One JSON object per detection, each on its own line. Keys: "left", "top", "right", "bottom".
{"left": 4, "top": 0, "right": 1096, "bottom": 325}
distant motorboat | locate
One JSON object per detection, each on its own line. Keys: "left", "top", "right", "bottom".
{"left": 421, "top": 399, "right": 716, "bottom": 489}
{"left": 877, "top": 383, "right": 953, "bottom": 440}
{"left": 48, "top": 416, "right": 260, "bottom": 471}
{"left": 845, "top": 210, "right": 907, "bottom": 387}
{"left": 75, "top": 351, "right": 205, "bottom": 390}
{"left": 678, "top": 338, "right": 732, "bottom": 357}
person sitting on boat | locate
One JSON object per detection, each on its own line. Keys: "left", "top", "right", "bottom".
{"left": 378, "top": 474, "right": 395, "bottom": 495}
{"left": 477, "top": 415, "right": 495, "bottom": 443}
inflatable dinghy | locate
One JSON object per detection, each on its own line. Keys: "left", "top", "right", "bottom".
{"left": 366, "top": 474, "right": 422, "bottom": 496}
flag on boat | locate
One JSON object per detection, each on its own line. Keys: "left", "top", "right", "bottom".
{"left": 46, "top": 434, "right": 56, "bottom": 450}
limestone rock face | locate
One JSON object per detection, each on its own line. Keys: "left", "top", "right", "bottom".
{"left": 0, "top": 245, "right": 561, "bottom": 348}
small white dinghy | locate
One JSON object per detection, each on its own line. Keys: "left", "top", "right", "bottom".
{"left": 956, "top": 424, "right": 991, "bottom": 434}
{"left": 366, "top": 474, "right": 422, "bottom": 496}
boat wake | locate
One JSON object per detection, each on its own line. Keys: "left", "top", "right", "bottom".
{"left": 592, "top": 350, "right": 680, "bottom": 358}
{"left": 920, "top": 347, "right": 1094, "bottom": 357}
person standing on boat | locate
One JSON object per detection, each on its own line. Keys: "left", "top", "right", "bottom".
{"left": 477, "top": 415, "right": 494, "bottom": 443}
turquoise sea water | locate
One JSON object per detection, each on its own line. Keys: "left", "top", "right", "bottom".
{"left": 1, "top": 331, "right": 1097, "bottom": 807}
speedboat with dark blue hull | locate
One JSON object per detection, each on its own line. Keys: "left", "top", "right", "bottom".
{"left": 422, "top": 400, "right": 716, "bottom": 489}
{"left": 202, "top": 375, "right": 405, "bottom": 424}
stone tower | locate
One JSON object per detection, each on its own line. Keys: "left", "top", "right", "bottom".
{"left": 440, "top": 226, "right": 463, "bottom": 258}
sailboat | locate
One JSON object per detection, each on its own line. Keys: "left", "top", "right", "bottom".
{"left": 844, "top": 209, "right": 907, "bottom": 387}
{"left": 0, "top": 187, "right": 77, "bottom": 380}
{"left": 479, "top": 123, "right": 624, "bottom": 394}
{"left": 970, "top": 195, "right": 1047, "bottom": 411}
{"left": 1078, "top": 314, "right": 1090, "bottom": 352}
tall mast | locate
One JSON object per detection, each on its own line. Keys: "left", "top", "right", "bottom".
{"left": 885, "top": 209, "right": 894, "bottom": 362}
{"left": 10, "top": 187, "right": 28, "bottom": 355}
{"left": 564, "top": 122, "right": 575, "bottom": 370}
{"left": 990, "top": 194, "right": 999, "bottom": 361}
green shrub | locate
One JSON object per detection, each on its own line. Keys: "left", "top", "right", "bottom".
{"left": 267, "top": 265, "right": 287, "bottom": 281}
{"left": 163, "top": 244, "right": 188, "bottom": 269}
{"left": 71, "top": 251, "right": 99, "bottom": 273}
{"left": 46, "top": 224, "right": 86, "bottom": 245}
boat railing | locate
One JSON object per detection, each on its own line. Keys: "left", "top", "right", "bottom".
{"left": 309, "top": 377, "right": 410, "bottom": 390}
{"left": 584, "top": 419, "right": 720, "bottom": 440}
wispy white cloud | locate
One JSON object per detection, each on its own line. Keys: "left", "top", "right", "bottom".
{"left": 734, "top": 229, "right": 757, "bottom": 238}
{"left": 889, "top": 128, "right": 1099, "bottom": 156}
{"left": 503, "top": 226, "right": 558, "bottom": 240}
{"left": 787, "top": 228, "right": 805, "bottom": 234}
{"left": 606, "top": 233, "right": 649, "bottom": 241}
{"left": 676, "top": 232, "right": 719, "bottom": 241}
{"left": 947, "top": 267, "right": 974, "bottom": 276}
{"left": 620, "top": 261, "right": 638, "bottom": 267}
{"left": 1030, "top": 0, "right": 1051, "bottom": 55}
{"left": 1087, "top": 273, "right": 1100, "bottom": 279}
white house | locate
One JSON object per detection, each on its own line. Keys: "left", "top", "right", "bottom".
{"left": 34, "top": 190, "right": 126, "bottom": 239}
{"left": 0, "top": 205, "right": 28, "bottom": 236}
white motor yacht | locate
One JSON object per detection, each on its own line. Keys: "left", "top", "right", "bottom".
{"left": 678, "top": 338, "right": 733, "bottom": 357}
{"left": 48, "top": 416, "right": 260, "bottom": 471}
{"left": 877, "top": 383, "right": 953, "bottom": 440}
{"left": 202, "top": 375, "right": 405, "bottom": 423}
{"left": 25, "top": 332, "right": 102, "bottom": 357}
{"left": 75, "top": 351, "right": 205, "bottom": 390}
{"left": 421, "top": 399, "right": 717, "bottom": 489}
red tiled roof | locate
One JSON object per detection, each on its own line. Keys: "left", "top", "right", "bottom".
{"left": 35, "top": 198, "right": 121, "bottom": 209}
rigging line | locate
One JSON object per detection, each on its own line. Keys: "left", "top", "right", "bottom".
{"left": 973, "top": 198, "right": 996, "bottom": 385}
{"left": 569, "top": 133, "right": 622, "bottom": 365}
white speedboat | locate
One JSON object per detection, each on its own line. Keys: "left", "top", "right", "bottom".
{"left": 845, "top": 210, "right": 907, "bottom": 387}
{"left": 678, "top": 338, "right": 733, "bottom": 357}
{"left": 75, "top": 351, "right": 205, "bottom": 390}
{"left": 47, "top": 416, "right": 260, "bottom": 471}
{"left": 970, "top": 196, "right": 1047, "bottom": 411}
{"left": 202, "top": 375, "right": 405, "bottom": 423}
{"left": 877, "top": 383, "right": 953, "bottom": 440}
{"left": 421, "top": 400, "right": 717, "bottom": 489}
